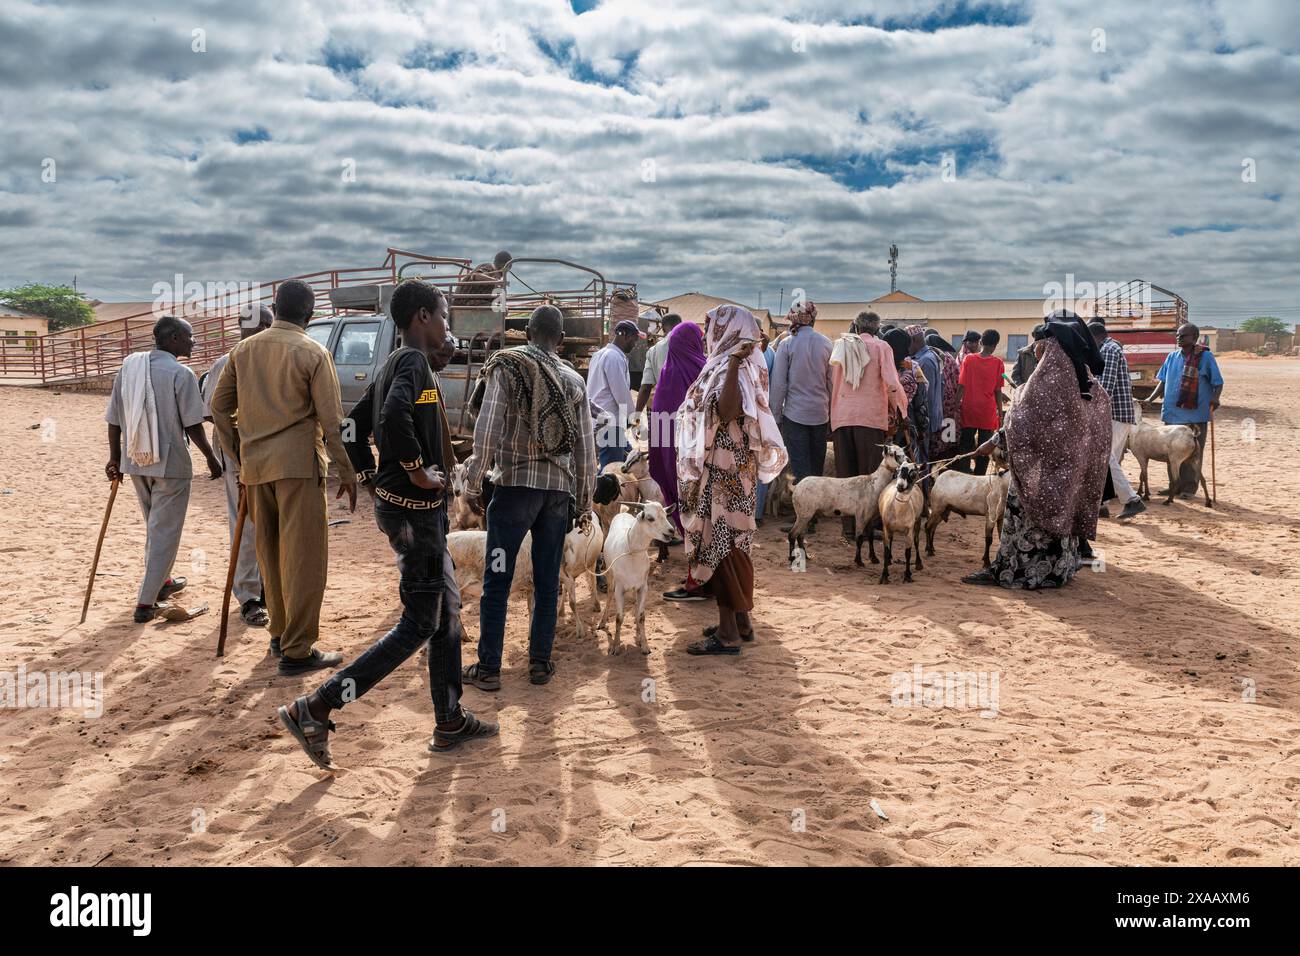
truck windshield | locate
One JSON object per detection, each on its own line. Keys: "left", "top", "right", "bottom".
{"left": 306, "top": 322, "right": 335, "bottom": 348}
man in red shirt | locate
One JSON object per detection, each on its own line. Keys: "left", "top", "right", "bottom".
{"left": 957, "top": 329, "right": 1005, "bottom": 475}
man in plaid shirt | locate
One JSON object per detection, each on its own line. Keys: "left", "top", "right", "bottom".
{"left": 1091, "top": 322, "right": 1145, "bottom": 520}
{"left": 463, "top": 305, "right": 596, "bottom": 691}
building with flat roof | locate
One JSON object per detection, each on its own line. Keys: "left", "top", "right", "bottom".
{"left": 0, "top": 304, "right": 50, "bottom": 345}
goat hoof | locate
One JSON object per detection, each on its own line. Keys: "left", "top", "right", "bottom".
{"left": 1162, "top": 499, "right": 1172, "bottom": 506}
{"left": 925, "top": 547, "right": 935, "bottom": 557}
{"left": 903, "top": 573, "right": 913, "bottom": 583}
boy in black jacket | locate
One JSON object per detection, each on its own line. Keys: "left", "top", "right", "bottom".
{"left": 277, "top": 280, "right": 497, "bottom": 769}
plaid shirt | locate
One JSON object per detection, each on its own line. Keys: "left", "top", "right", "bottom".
{"left": 465, "top": 359, "right": 596, "bottom": 511}
{"left": 1098, "top": 336, "right": 1136, "bottom": 424}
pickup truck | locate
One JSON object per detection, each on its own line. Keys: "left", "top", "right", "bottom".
{"left": 308, "top": 262, "right": 646, "bottom": 438}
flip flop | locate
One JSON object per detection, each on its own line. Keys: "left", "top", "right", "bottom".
{"left": 428, "top": 709, "right": 500, "bottom": 754}
{"left": 686, "top": 635, "right": 741, "bottom": 656}
{"left": 277, "top": 695, "right": 336, "bottom": 771}
{"left": 702, "top": 624, "right": 755, "bottom": 643}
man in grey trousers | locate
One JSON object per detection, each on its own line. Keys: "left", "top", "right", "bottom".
{"left": 202, "top": 304, "right": 274, "bottom": 627}
{"left": 105, "top": 315, "right": 223, "bottom": 623}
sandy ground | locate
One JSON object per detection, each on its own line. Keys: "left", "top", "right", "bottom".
{"left": 1, "top": 358, "right": 1299, "bottom": 867}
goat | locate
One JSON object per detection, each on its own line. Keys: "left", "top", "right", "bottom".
{"left": 1127, "top": 418, "right": 1212, "bottom": 506}
{"left": 559, "top": 512, "right": 605, "bottom": 638}
{"left": 595, "top": 501, "right": 675, "bottom": 655}
{"left": 447, "top": 462, "right": 483, "bottom": 531}
{"left": 924, "top": 447, "right": 1010, "bottom": 566}
{"left": 786, "top": 444, "right": 907, "bottom": 567}
{"left": 877, "top": 461, "right": 926, "bottom": 584}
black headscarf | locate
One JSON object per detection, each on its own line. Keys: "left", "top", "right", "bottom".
{"left": 926, "top": 332, "right": 956, "bottom": 355}
{"left": 885, "top": 328, "right": 911, "bottom": 368}
{"left": 1042, "top": 310, "right": 1104, "bottom": 399}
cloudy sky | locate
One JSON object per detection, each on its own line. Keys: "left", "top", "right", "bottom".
{"left": 1, "top": 0, "right": 1296, "bottom": 324}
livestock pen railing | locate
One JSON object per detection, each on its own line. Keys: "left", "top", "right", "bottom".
{"left": 0, "top": 249, "right": 473, "bottom": 386}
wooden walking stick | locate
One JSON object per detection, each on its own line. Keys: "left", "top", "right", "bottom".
{"left": 217, "top": 487, "right": 248, "bottom": 657}
{"left": 1209, "top": 413, "right": 1217, "bottom": 505}
{"left": 81, "top": 477, "right": 121, "bottom": 624}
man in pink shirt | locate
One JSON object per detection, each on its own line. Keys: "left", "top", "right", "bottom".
{"left": 828, "top": 311, "right": 906, "bottom": 538}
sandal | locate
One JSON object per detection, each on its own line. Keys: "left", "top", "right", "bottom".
{"left": 428, "top": 709, "right": 500, "bottom": 753}
{"left": 961, "top": 570, "right": 1000, "bottom": 587}
{"left": 241, "top": 599, "right": 270, "bottom": 627}
{"left": 703, "top": 624, "right": 755, "bottom": 643}
{"left": 277, "top": 695, "right": 336, "bottom": 770}
{"left": 686, "top": 635, "right": 741, "bottom": 656}
{"left": 529, "top": 659, "right": 556, "bottom": 685}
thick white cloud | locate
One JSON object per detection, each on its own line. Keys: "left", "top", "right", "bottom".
{"left": 0, "top": 0, "right": 1295, "bottom": 323}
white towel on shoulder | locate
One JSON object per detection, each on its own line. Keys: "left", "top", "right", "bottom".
{"left": 120, "top": 352, "right": 160, "bottom": 468}
{"left": 830, "top": 333, "right": 870, "bottom": 390}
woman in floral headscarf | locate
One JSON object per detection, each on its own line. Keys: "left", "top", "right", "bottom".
{"left": 677, "top": 305, "right": 788, "bottom": 655}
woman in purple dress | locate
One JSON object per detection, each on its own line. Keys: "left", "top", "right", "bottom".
{"left": 648, "top": 321, "right": 707, "bottom": 534}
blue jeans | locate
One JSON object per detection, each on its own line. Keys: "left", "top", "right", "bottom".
{"left": 779, "top": 418, "right": 828, "bottom": 483}
{"left": 756, "top": 480, "right": 770, "bottom": 518}
{"left": 318, "top": 500, "right": 461, "bottom": 724}
{"left": 597, "top": 422, "right": 631, "bottom": 469}
{"left": 477, "top": 485, "right": 570, "bottom": 672}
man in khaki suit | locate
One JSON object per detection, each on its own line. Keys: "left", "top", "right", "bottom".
{"left": 211, "top": 280, "right": 357, "bottom": 675}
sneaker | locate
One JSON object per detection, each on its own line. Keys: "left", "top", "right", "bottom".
{"left": 462, "top": 663, "right": 501, "bottom": 692}
{"left": 662, "top": 586, "right": 707, "bottom": 603}
{"left": 1118, "top": 498, "right": 1146, "bottom": 520}
{"left": 277, "top": 648, "right": 343, "bottom": 676}
{"left": 529, "top": 659, "right": 556, "bottom": 685}
{"left": 156, "top": 577, "right": 187, "bottom": 602}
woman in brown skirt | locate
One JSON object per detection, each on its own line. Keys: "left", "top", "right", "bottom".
{"left": 676, "top": 305, "right": 788, "bottom": 655}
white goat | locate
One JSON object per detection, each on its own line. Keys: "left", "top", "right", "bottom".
{"left": 786, "top": 444, "right": 907, "bottom": 567}
{"left": 447, "top": 463, "right": 483, "bottom": 531}
{"left": 877, "top": 460, "right": 926, "bottom": 584}
{"left": 559, "top": 512, "right": 605, "bottom": 638}
{"left": 595, "top": 500, "right": 675, "bottom": 655}
{"left": 1127, "top": 418, "right": 1211, "bottom": 506}
{"left": 924, "top": 447, "right": 1010, "bottom": 566}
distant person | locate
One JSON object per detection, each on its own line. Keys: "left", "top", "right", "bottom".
{"left": 885, "top": 328, "right": 928, "bottom": 463}
{"left": 828, "top": 311, "right": 905, "bottom": 539}
{"left": 463, "top": 305, "right": 596, "bottom": 690}
{"left": 587, "top": 319, "right": 640, "bottom": 467}
{"left": 104, "top": 315, "right": 223, "bottom": 622}
{"left": 1090, "top": 321, "right": 1146, "bottom": 520}
{"left": 211, "top": 279, "right": 358, "bottom": 674}
{"left": 1148, "top": 323, "right": 1222, "bottom": 500}
{"left": 770, "top": 300, "right": 832, "bottom": 495}
{"left": 201, "top": 304, "right": 273, "bottom": 628}
{"left": 907, "top": 326, "right": 944, "bottom": 465}
{"left": 1011, "top": 324, "right": 1046, "bottom": 386}
{"left": 957, "top": 329, "right": 1005, "bottom": 475}
{"left": 960, "top": 329, "right": 981, "bottom": 359}
{"left": 635, "top": 312, "right": 680, "bottom": 421}
{"left": 925, "top": 332, "right": 963, "bottom": 458}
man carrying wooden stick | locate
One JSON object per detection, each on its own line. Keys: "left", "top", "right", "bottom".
{"left": 201, "top": 303, "right": 273, "bottom": 628}
{"left": 104, "top": 315, "right": 223, "bottom": 623}
{"left": 211, "top": 280, "right": 357, "bottom": 675}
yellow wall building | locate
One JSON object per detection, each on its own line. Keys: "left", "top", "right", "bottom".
{"left": 0, "top": 305, "right": 50, "bottom": 349}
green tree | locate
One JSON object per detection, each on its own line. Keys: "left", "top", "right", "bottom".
{"left": 0, "top": 283, "right": 95, "bottom": 332}
{"left": 1240, "top": 315, "right": 1287, "bottom": 336}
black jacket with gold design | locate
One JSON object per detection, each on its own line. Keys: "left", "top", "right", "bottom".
{"left": 343, "top": 346, "right": 450, "bottom": 508}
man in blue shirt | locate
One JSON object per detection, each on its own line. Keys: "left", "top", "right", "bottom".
{"left": 770, "top": 303, "right": 833, "bottom": 490}
{"left": 1149, "top": 323, "right": 1223, "bottom": 501}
